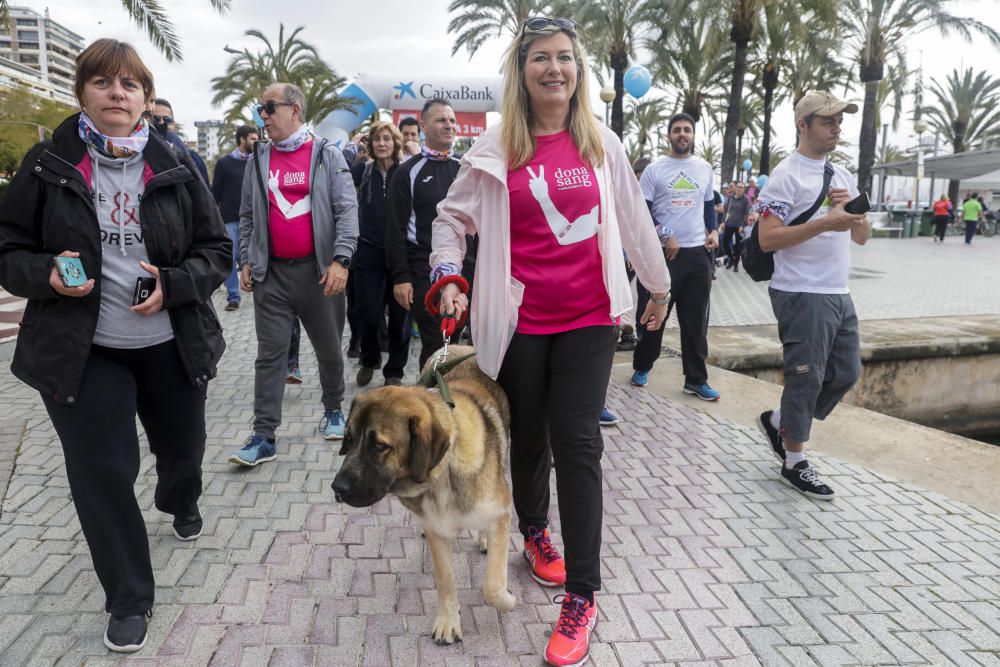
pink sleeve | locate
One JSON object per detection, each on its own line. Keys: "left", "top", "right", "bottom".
{"left": 607, "top": 137, "right": 670, "bottom": 295}
{"left": 430, "top": 162, "right": 480, "bottom": 276}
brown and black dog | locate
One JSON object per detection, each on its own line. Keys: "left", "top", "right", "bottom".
{"left": 332, "top": 346, "right": 515, "bottom": 644}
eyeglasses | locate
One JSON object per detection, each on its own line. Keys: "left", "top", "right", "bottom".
{"left": 523, "top": 16, "right": 576, "bottom": 33}
{"left": 152, "top": 114, "right": 172, "bottom": 125}
{"left": 256, "top": 100, "right": 294, "bottom": 116}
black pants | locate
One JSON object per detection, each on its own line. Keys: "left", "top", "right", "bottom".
{"left": 966, "top": 221, "right": 977, "bottom": 243}
{"left": 288, "top": 319, "right": 301, "bottom": 370}
{"left": 42, "top": 341, "right": 206, "bottom": 617}
{"left": 633, "top": 246, "right": 712, "bottom": 385}
{"left": 355, "top": 242, "right": 409, "bottom": 379}
{"left": 346, "top": 272, "right": 361, "bottom": 348}
{"left": 722, "top": 226, "right": 742, "bottom": 268}
{"left": 933, "top": 215, "right": 948, "bottom": 241}
{"left": 497, "top": 326, "right": 617, "bottom": 596}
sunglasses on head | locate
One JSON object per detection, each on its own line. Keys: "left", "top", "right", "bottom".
{"left": 523, "top": 16, "right": 576, "bottom": 33}
{"left": 256, "top": 100, "right": 294, "bottom": 116}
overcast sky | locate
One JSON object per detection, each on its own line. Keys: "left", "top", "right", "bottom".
{"left": 39, "top": 0, "right": 1000, "bottom": 158}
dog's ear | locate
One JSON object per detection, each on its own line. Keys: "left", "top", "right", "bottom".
{"left": 408, "top": 406, "right": 450, "bottom": 484}
{"left": 339, "top": 396, "right": 362, "bottom": 456}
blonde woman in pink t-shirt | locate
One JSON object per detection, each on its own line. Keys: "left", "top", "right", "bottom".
{"left": 429, "top": 17, "right": 670, "bottom": 666}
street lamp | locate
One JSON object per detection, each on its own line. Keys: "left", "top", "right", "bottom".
{"left": 914, "top": 118, "right": 928, "bottom": 211}
{"left": 599, "top": 86, "right": 615, "bottom": 127}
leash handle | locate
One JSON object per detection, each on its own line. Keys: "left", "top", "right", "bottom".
{"left": 424, "top": 274, "right": 470, "bottom": 335}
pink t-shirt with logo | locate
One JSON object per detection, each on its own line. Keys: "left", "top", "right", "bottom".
{"left": 507, "top": 130, "right": 611, "bottom": 334}
{"left": 268, "top": 141, "right": 315, "bottom": 258}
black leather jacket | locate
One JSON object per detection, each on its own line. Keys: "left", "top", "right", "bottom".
{"left": 0, "top": 113, "right": 231, "bottom": 405}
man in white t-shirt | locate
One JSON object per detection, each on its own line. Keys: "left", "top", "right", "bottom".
{"left": 754, "top": 90, "right": 871, "bottom": 500}
{"left": 631, "top": 113, "right": 721, "bottom": 401}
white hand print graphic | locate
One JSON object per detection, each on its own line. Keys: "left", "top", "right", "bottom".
{"left": 525, "top": 165, "right": 599, "bottom": 245}
{"left": 268, "top": 169, "right": 312, "bottom": 220}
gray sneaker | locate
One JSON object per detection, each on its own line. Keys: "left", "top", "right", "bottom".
{"left": 228, "top": 434, "right": 277, "bottom": 467}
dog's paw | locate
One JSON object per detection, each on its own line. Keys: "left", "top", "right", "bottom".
{"left": 431, "top": 612, "right": 463, "bottom": 645}
{"left": 484, "top": 589, "right": 516, "bottom": 613}
{"left": 478, "top": 530, "right": 488, "bottom": 553}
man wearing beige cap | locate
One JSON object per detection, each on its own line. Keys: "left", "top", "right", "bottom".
{"left": 752, "top": 90, "right": 871, "bottom": 500}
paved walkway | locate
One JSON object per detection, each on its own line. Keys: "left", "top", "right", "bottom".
{"left": 1, "top": 290, "right": 1000, "bottom": 666}
{"left": 710, "top": 236, "right": 1000, "bottom": 326}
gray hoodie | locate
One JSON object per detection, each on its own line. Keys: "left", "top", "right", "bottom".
{"left": 88, "top": 147, "right": 174, "bottom": 348}
{"left": 239, "top": 136, "right": 359, "bottom": 281}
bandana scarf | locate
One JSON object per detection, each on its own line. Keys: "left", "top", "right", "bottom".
{"left": 78, "top": 112, "right": 148, "bottom": 158}
{"left": 273, "top": 126, "right": 311, "bottom": 153}
{"left": 229, "top": 149, "right": 252, "bottom": 161}
{"left": 421, "top": 145, "right": 454, "bottom": 161}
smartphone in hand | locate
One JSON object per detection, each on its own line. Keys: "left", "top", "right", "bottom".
{"left": 132, "top": 277, "right": 156, "bottom": 305}
{"left": 54, "top": 257, "right": 88, "bottom": 287}
{"left": 844, "top": 192, "right": 871, "bottom": 215}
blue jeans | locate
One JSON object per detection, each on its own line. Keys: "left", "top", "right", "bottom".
{"left": 224, "top": 222, "right": 240, "bottom": 304}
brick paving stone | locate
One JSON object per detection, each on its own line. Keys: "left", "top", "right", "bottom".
{"left": 0, "top": 289, "right": 997, "bottom": 665}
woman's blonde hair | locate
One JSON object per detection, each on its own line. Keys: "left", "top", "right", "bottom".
{"left": 500, "top": 21, "right": 605, "bottom": 169}
{"left": 366, "top": 120, "right": 403, "bottom": 162}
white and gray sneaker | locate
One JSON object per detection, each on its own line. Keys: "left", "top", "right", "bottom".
{"left": 780, "top": 461, "right": 835, "bottom": 500}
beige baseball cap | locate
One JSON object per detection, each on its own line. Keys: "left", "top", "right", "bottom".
{"left": 794, "top": 90, "right": 859, "bottom": 119}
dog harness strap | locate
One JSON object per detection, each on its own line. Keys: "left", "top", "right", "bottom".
{"left": 433, "top": 370, "right": 456, "bottom": 409}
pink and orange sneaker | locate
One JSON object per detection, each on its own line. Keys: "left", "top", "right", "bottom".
{"left": 523, "top": 527, "right": 566, "bottom": 587}
{"left": 545, "top": 593, "right": 598, "bottom": 666}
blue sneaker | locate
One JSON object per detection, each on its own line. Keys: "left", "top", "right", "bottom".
{"left": 630, "top": 370, "right": 649, "bottom": 387}
{"left": 228, "top": 434, "right": 277, "bottom": 467}
{"left": 320, "top": 409, "right": 346, "bottom": 440}
{"left": 683, "top": 383, "right": 721, "bottom": 401}
{"left": 599, "top": 406, "right": 619, "bottom": 426}
{"left": 286, "top": 367, "right": 302, "bottom": 385}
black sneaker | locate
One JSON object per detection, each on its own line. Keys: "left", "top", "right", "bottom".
{"left": 356, "top": 366, "right": 375, "bottom": 386}
{"left": 104, "top": 610, "right": 151, "bottom": 652}
{"left": 780, "top": 461, "right": 835, "bottom": 500}
{"left": 225, "top": 301, "right": 239, "bottom": 311}
{"left": 756, "top": 411, "right": 785, "bottom": 461}
{"left": 172, "top": 510, "right": 203, "bottom": 541}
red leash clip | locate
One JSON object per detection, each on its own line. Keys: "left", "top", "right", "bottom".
{"left": 424, "top": 274, "right": 470, "bottom": 337}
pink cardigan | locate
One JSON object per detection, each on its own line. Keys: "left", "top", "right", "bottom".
{"left": 430, "top": 124, "right": 671, "bottom": 380}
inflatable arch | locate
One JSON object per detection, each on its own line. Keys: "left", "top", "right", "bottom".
{"left": 313, "top": 73, "right": 503, "bottom": 145}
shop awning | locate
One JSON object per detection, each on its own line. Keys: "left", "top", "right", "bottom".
{"left": 874, "top": 148, "right": 1000, "bottom": 180}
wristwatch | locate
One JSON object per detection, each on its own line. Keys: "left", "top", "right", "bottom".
{"left": 651, "top": 293, "right": 670, "bottom": 306}
{"left": 333, "top": 255, "right": 351, "bottom": 269}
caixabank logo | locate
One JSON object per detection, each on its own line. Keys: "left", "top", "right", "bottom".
{"left": 393, "top": 81, "right": 416, "bottom": 101}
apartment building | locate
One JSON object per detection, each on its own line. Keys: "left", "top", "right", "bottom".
{"left": 0, "top": 6, "right": 84, "bottom": 102}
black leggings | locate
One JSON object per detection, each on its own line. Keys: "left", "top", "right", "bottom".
{"left": 42, "top": 340, "right": 206, "bottom": 617}
{"left": 933, "top": 215, "right": 948, "bottom": 241}
{"left": 497, "top": 326, "right": 617, "bottom": 596}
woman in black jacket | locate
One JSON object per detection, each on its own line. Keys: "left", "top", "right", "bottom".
{"left": 0, "top": 39, "right": 230, "bottom": 652}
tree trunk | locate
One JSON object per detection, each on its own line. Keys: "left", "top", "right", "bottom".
{"left": 759, "top": 62, "right": 778, "bottom": 175}
{"left": 720, "top": 35, "right": 750, "bottom": 184}
{"left": 948, "top": 179, "right": 960, "bottom": 204}
{"left": 611, "top": 51, "right": 627, "bottom": 139}
{"left": 856, "top": 77, "right": 880, "bottom": 195}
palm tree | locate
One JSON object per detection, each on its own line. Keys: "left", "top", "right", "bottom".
{"left": 211, "top": 25, "right": 349, "bottom": 126}
{"left": 753, "top": 5, "right": 840, "bottom": 175}
{"left": 923, "top": 67, "right": 1000, "bottom": 201}
{"left": 0, "top": 0, "right": 228, "bottom": 62}
{"left": 553, "top": 0, "right": 660, "bottom": 138}
{"left": 624, "top": 96, "right": 670, "bottom": 161}
{"left": 648, "top": 13, "right": 730, "bottom": 125}
{"left": 842, "top": 0, "right": 1000, "bottom": 195}
{"left": 447, "top": 0, "right": 545, "bottom": 58}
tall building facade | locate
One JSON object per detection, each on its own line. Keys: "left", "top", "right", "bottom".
{"left": 195, "top": 120, "right": 226, "bottom": 161}
{"left": 0, "top": 6, "right": 84, "bottom": 104}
